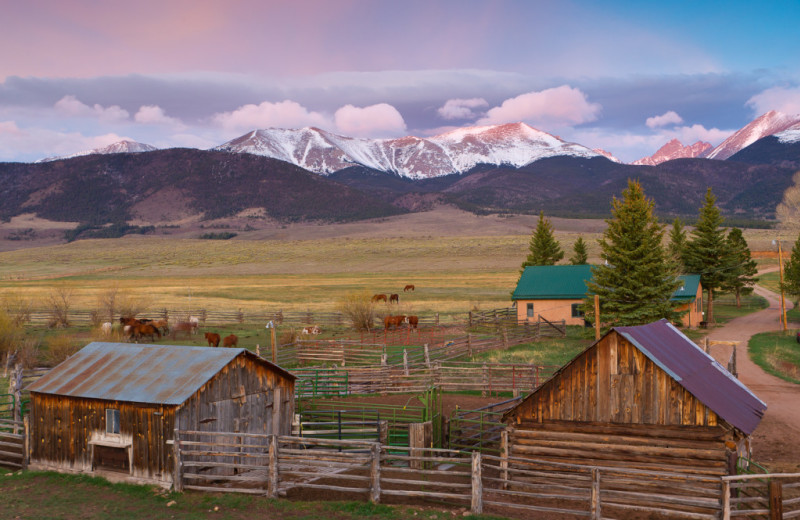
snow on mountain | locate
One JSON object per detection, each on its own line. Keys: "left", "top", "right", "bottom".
{"left": 36, "top": 140, "right": 158, "bottom": 163}
{"left": 632, "top": 139, "right": 712, "bottom": 166}
{"left": 214, "top": 122, "right": 604, "bottom": 179}
{"left": 776, "top": 121, "right": 800, "bottom": 144}
{"left": 706, "top": 111, "right": 800, "bottom": 160}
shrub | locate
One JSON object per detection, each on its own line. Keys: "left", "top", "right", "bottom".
{"left": 336, "top": 291, "right": 376, "bottom": 331}
{"left": 199, "top": 232, "right": 238, "bottom": 240}
{"left": 46, "top": 334, "right": 81, "bottom": 366}
{"left": 45, "top": 287, "right": 73, "bottom": 328}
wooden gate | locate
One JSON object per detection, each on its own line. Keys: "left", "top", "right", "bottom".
{"left": 0, "top": 418, "right": 26, "bottom": 470}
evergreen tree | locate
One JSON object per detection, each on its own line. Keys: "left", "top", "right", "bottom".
{"left": 520, "top": 211, "right": 564, "bottom": 270}
{"left": 721, "top": 228, "right": 758, "bottom": 307}
{"left": 584, "top": 180, "right": 681, "bottom": 330}
{"left": 684, "top": 188, "right": 733, "bottom": 324}
{"left": 782, "top": 233, "right": 800, "bottom": 306}
{"left": 570, "top": 236, "right": 589, "bottom": 265}
{"left": 668, "top": 217, "right": 687, "bottom": 272}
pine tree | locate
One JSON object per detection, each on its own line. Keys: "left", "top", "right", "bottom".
{"left": 584, "top": 180, "right": 681, "bottom": 330}
{"left": 668, "top": 217, "right": 687, "bottom": 272}
{"left": 782, "top": 233, "right": 800, "bottom": 306}
{"left": 721, "top": 228, "right": 758, "bottom": 307}
{"left": 684, "top": 188, "right": 733, "bottom": 324}
{"left": 520, "top": 211, "right": 564, "bottom": 270}
{"left": 570, "top": 236, "right": 589, "bottom": 265}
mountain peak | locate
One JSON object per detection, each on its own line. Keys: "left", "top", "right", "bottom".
{"left": 706, "top": 110, "right": 800, "bottom": 160}
{"left": 632, "top": 139, "right": 712, "bottom": 166}
{"left": 36, "top": 140, "right": 157, "bottom": 163}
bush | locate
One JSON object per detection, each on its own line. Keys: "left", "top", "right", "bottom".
{"left": 45, "top": 287, "right": 73, "bottom": 328}
{"left": 336, "top": 291, "right": 377, "bottom": 331}
{"left": 46, "top": 334, "right": 81, "bottom": 366}
{"left": 199, "top": 232, "right": 238, "bottom": 240}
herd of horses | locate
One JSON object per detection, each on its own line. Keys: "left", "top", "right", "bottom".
{"left": 371, "top": 284, "right": 415, "bottom": 305}
{"left": 111, "top": 316, "right": 236, "bottom": 347}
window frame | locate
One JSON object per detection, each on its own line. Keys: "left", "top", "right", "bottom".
{"left": 106, "top": 408, "right": 120, "bottom": 435}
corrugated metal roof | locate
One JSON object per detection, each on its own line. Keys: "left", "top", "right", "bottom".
{"left": 512, "top": 265, "right": 594, "bottom": 299}
{"left": 26, "top": 342, "right": 295, "bottom": 405}
{"left": 673, "top": 274, "right": 702, "bottom": 301}
{"left": 616, "top": 319, "right": 766, "bottom": 435}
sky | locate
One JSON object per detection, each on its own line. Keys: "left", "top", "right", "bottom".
{"left": 1, "top": 0, "right": 800, "bottom": 163}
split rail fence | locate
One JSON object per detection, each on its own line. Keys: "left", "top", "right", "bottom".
{"left": 174, "top": 430, "right": 799, "bottom": 519}
{"left": 0, "top": 417, "right": 26, "bottom": 470}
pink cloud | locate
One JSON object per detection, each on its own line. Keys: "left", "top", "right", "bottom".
{"left": 134, "top": 105, "right": 185, "bottom": 129}
{"left": 0, "top": 120, "right": 126, "bottom": 161}
{"left": 477, "top": 86, "right": 601, "bottom": 128}
{"left": 646, "top": 110, "right": 683, "bottom": 128}
{"left": 334, "top": 104, "right": 406, "bottom": 138}
{"left": 746, "top": 87, "right": 800, "bottom": 116}
{"left": 437, "top": 98, "right": 489, "bottom": 120}
{"left": 54, "top": 95, "right": 129, "bottom": 122}
{"left": 213, "top": 100, "right": 331, "bottom": 134}
{"left": 670, "top": 124, "right": 732, "bottom": 144}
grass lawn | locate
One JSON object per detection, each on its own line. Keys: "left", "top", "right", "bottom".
{"left": 711, "top": 294, "right": 770, "bottom": 325}
{"left": 469, "top": 326, "right": 592, "bottom": 367}
{"left": 0, "top": 470, "right": 507, "bottom": 520}
{"left": 749, "top": 331, "right": 800, "bottom": 384}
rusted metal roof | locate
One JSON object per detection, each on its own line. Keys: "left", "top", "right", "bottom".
{"left": 616, "top": 319, "right": 766, "bottom": 435}
{"left": 26, "top": 342, "right": 295, "bottom": 405}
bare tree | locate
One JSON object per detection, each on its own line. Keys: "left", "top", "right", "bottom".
{"left": 776, "top": 171, "right": 800, "bottom": 229}
{"left": 0, "top": 293, "right": 33, "bottom": 326}
{"left": 45, "top": 286, "right": 73, "bottom": 328}
{"left": 337, "top": 290, "right": 377, "bottom": 331}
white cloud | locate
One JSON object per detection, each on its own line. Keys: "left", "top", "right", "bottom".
{"left": 134, "top": 105, "right": 185, "bottom": 129}
{"left": 746, "top": 87, "right": 800, "bottom": 116}
{"left": 0, "top": 120, "right": 127, "bottom": 161}
{"left": 334, "top": 103, "right": 407, "bottom": 138}
{"left": 54, "top": 95, "right": 129, "bottom": 122}
{"left": 213, "top": 100, "right": 331, "bottom": 134}
{"left": 437, "top": 98, "right": 489, "bottom": 120}
{"left": 646, "top": 110, "right": 683, "bottom": 128}
{"left": 669, "top": 124, "right": 732, "bottom": 145}
{"left": 477, "top": 86, "right": 601, "bottom": 128}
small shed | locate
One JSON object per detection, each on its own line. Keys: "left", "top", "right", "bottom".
{"left": 26, "top": 342, "right": 296, "bottom": 486}
{"left": 512, "top": 266, "right": 704, "bottom": 328}
{"left": 502, "top": 319, "right": 765, "bottom": 477}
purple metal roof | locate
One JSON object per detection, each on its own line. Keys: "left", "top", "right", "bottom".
{"left": 26, "top": 342, "right": 295, "bottom": 405}
{"left": 615, "top": 319, "right": 766, "bottom": 435}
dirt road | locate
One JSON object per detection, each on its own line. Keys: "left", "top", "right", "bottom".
{"left": 707, "top": 283, "right": 800, "bottom": 469}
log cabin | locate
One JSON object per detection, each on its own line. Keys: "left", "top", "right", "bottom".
{"left": 502, "top": 319, "right": 765, "bottom": 477}
{"left": 26, "top": 342, "right": 295, "bottom": 487}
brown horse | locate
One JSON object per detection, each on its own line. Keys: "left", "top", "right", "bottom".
{"left": 222, "top": 334, "right": 238, "bottom": 348}
{"left": 389, "top": 293, "right": 399, "bottom": 304}
{"left": 404, "top": 284, "right": 415, "bottom": 292}
{"left": 372, "top": 294, "right": 387, "bottom": 303}
{"left": 171, "top": 321, "right": 196, "bottom": 339}
{"left": 406, "top": 315, "right": 419, "bottom": 329}
{"left": 384, "top": 315, "right": 405, "bottom": 330}
{"left": 204, "top": 332, "right": 221, "bottom": 347}
{"left": 132, "top": 322, "right": 161, "bottom": 342}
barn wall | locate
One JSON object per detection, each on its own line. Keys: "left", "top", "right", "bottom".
{"left": 507, "top": 332, "right": 721, "bottom": 427}
{"left": 29, "top": 394, "right": 175, "bottom": 483}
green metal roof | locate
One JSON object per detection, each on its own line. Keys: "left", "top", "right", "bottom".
{"left": 512, "top": 265, "right": 593, "bottom": 300}
{"left": 512, "top": 265, "right": 701, "bottom": 302}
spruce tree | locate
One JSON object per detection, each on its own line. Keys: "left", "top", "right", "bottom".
{"left": 721, "top": 228, "right": 758, "bottom": 307}
{"left": 584, "top": 180, "right": 681, "bottom": 330}
{"left": 684, "top": 188, "right": 733, "bottom": 324}
{"left": 782, "top": 233, "right": 800, "bottom": 306}
{"left": 520, "top": 211, "right": 564, "bottom": 270}
{"left": 570, "top": 236, "right": 589, "bottom": 265}
{"left": 668, "top": 217, "right": 687, "bottom": 272}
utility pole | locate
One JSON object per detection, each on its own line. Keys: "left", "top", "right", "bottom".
{"left": 594, "top": 294, "right": 601, "bottom": 340}
{"left": 778, "top": 241, "right": 788, "bottom": 331}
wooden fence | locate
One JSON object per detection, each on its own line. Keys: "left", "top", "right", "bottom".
{"left": 447, "top": 397, "right": 522, "bottom": 454}
{"left": 722, "top": 473, "right": 800, "bottom": 519}
{"left": 172, "top": 430, "right": 737, "bottom": 518}
{"left": 0, "top": 417, "right": 26, "bottom": 470}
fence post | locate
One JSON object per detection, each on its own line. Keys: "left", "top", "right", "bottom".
{"left": 172, "top": 429, "right": 183, "bottom": 492}
{"left": 424, "top": 344, "right": 431, "bottom": 369}
{"left": 22, "top": 414, "right": 29, "bottom": 469}
{"left": 468, "top": 334, "right": 473, "bottom": 358}
{"left": 731, "top": 343, "right": 738, "bottom": 378}
{"left": 468, "top": 311, "right": 473, "bottom": 327}
{"left": 268, "top": 435, "right": 278, "bottom": 498}
{"left": 721, "top": 479, "right": 731, "bottom": 520}
{"left": 435, "top": 312, "right": 439, "bottom": 326}
{"left": 769, "top": 479, "right": 783, "bottom": 520}
{"left": 237, "top": 308, "right": 244, "bottom": 323}
{"left": 370, "top": 443, "right": 381, "bottom": 503}
{"left": 500, "top": 429, "right": 508, "bottom": 490}
{"left": 591, "top": 468, "right": 600, "bottom": 519}
{"left": 403, "top": 349, "right": 409, "bottom": 376}
{"left": 482, "top": 363, "right": 488, "bottom": 398}
{"left": 471, "top": 451, "right": 483, "bottom": 514}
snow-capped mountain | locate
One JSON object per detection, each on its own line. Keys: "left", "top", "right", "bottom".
{"left": 214, "top": 122, "right": 608, "bottom": 179}
{"left": 706, "top": 111, "right": 800, "bottom": 160}
{"left": 36, "top": 140, "right": 158, "bottom": 163}
{"left": 632, "top": 139, "right": 712, "bottom": 166}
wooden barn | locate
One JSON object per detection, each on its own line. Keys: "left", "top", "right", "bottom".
{"left": 502, "top": 319, "right": 766, "bottom": 477}
{"left": 26, "top": 342, "right": 296, "bottom": 487}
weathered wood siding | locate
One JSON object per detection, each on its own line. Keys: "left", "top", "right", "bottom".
{"left": 515, "top": 298, "right": 585, "bottom": 326}
{"left": 29, "top": 394, "right": 174, "bottom": 481}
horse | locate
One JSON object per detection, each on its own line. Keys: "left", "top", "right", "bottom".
{"left": 406, "top": 315, "right": 419, "bottom": 329}
{"left": 204, "top": 332, "right": 221, "bottom": 347}
{"left": 222, "top": 334, "right": 238, "bottom": 348}
{"left": 133, "top": 322, "right": 161, "bottom": 342}
{"left": 404, "top": 284, "right": 415, "bottom": 292}
{"left": 171, "top": 321, "right": 196, "bottom": 339}
{"left": 384, "top": 315, "right": 405, "bottom": 330}
{"left": 100, "top": 322, "right": 112, "bottom": 337}
{"left": 371, "top": 294, "right": 387, "bottom": 303}
{"left": 389, "top": 293, "right": 399, "bottom": 304}
{"left": 301, "top": 326, "right": 321, "bottom": 335}
{"left": 151, "top": 319, "right": 170, "bottom": 335}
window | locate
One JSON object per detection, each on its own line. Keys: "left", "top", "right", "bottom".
{"left": 571, "top": 303, "right": 584, "bottom": 318}
{"left": 106, "top": 409, "right": 120, "bottom": 435}
{"left": 526, "top": 303, "right": 534, "bottom": 318}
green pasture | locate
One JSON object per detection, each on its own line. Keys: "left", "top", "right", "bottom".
{"left": 749, "top": 331, "right": 800, "bottom": 384}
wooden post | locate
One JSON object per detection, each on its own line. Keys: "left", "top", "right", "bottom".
{"left": 468, "top": 334, "right": 473, "bottom": 358}
{"left": 704, "top": 338, "right": 710, "bottom": 353}
{"left": 468, "top": 311, "right": 473, "bottom": 327}
{"left": 594, "top": 295, "right": 601, "bottom": 340}
{"left": 369, "top": 443, "right": 381, "bottom": 504}
{"left": 423, "top": 344, "right": 430, "bottom": 369}
{"left": 769, "top": 479, "right": 783, "bottom": 520}
{"left": 721, "top": 479, "right": 731, "bottom": 520}
{"left": 271, "top": 326, "right": 277, "bottom": 364}
{"left": 778, "top": 241, "right": 788, "bottom": 331}
{"left": 731, "top": 343, "right": 738, "bottom": 378}
{"left": 22, "top": 414, "right": 29, "bottom": 469}
{"left": 268, "top": 435, "right": 278, "bottom": 498}
{"left": 500, "top": 430, "right": 508, "bottom": 490}
{"left": 471, "top": 451, "right": 483, "bottom": 515}
{"left": 591, "top": 468, "right": 600, "bottom": 519}
{"left": 172, "top": 428, "right": 183, "bottom": 492}
{"left": 435, "top": 312, "right": 439, "bottom": 326}
{"left": 403, "top": 349, "right": 409, "bottom": 376}
{"left": 482, "top": 363, "right": 488, "bottom": 398}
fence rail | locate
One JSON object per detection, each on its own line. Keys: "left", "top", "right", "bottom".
{"left": 0, "top": 417, "right": 26, "bottom": 470}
